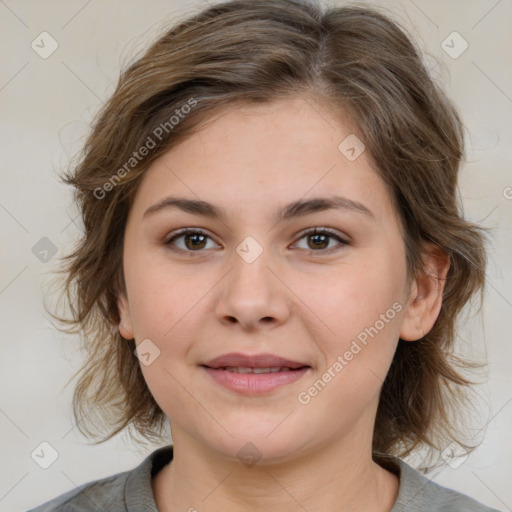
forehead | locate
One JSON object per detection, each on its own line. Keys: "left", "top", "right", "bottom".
{"left": 129, "top": 96, "right": 395, "bottom": 225}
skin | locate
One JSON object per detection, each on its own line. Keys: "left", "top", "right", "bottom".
{"left": 117, "top": 95, "right": 449, "bottom": 512}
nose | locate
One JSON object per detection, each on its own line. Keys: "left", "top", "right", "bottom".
{"left": 214, "top": 243, "right": 291, "bottom": 331}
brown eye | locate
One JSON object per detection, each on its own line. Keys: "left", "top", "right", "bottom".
{"left": 165, "top": 229, "right": 219, "bottom": 252}
{"left": 164, "top": 227, "right": 348, "bottom": 255}
{"left": 183, "top": 233, "right": 207, "bottom": 250}
{"left": 293, "top": 228, "right": 348, "bottom": 253}
{"left": 307, "top": 232, "right": 329, "bottom": 250}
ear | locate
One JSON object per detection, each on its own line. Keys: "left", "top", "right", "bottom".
{"left": 117, "top": 291, "right": 135, "bottom": 340}
{"left": 400, "top": 242, "right": 450, "bottom": 341}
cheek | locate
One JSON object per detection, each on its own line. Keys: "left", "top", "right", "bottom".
{"left": 311, "top": 252, "right": 405, "bottom": 385}
{"left": 125, "top": 253, "right": 207, "bottom": 340}
{"left": 319, "top": 260, "right": 404, "bottom": 340}
{"left": 128, "top": 262, "right": 218, "bottom": 398}
{"left": 301, "top": 284, "right": 402, "bottom": 428}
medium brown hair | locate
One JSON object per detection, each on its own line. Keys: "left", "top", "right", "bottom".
{"left": 47, "top": 0, "right": 488, "bottom": 460}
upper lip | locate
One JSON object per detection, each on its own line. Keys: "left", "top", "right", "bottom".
{"left": 202, "top": 352, "right": 309, "bottom": 369}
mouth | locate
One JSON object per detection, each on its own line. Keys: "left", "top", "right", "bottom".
{"left": 208, "top": 366, "right": 307, "bottom": 373}
{"left": 200, "top": 352, "right": 311, "bottom": 395}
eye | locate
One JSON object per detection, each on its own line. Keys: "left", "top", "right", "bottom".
{"left": 164, "top": 227, "right": 349, "bottom": 255}
{"left": 164, "top": 229, "right": 220, "bottom": 253}
{"left": 292, "top": 227, "right": 349, "bottom": 254}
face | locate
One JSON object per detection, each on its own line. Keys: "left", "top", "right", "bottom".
{"left": 117, "top": 95, "right": 421, "bottom": 463}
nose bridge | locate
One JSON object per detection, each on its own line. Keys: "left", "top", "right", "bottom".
{"left": 229, "top": 235, "right": 275, "bottom": 302}
{"left": 215, "top": 234, "right": 289, "bottom": 327}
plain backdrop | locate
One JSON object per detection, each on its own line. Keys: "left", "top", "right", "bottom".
{"left": 1, "top": 0, "right": 511, "bottom": 511}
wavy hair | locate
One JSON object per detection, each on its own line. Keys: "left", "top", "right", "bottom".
{"left": 46, "top": 0, "right": 488, "bottom": 462}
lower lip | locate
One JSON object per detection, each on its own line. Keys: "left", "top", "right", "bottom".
{"left": 202, "top": 366, "right": 310, "bottom": 395}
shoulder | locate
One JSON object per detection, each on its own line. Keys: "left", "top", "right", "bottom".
{"left": 26, "top": 471, "right": 129, "bottom": 512}
{"left": 26, "top": 445, "right": 174, "bottom": 512}
{"left": 381, "top": 456, "right": 501, "bottom": 512}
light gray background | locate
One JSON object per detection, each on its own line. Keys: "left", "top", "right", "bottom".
{"left": 1, "top": 1, "right": 511, "bottom": 511}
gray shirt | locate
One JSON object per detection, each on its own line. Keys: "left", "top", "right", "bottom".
{"left": 27, "top": 445, "right": 500, "bottom": 512}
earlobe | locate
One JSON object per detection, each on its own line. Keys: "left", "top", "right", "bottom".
{"left": 399, "top": 242, "right": 450, "bottom": 342}
{"left": 117, "top": 292, "right": 134, "bottom": 340}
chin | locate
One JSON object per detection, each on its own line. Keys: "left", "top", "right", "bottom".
{"left": 196, "top": 419, "right": 309, "bottom": 465}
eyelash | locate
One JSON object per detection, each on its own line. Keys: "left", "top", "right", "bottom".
{"left": 163, "top": 227, "right": 349, "bottom": 256}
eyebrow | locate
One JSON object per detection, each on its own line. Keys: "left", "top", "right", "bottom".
{"left": 143, "top": 195, "right": 375, "bottom": 222}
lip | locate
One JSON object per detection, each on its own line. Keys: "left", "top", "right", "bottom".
{"left": 201, "top": 352, "right": 311, "bottom": 396}
{"left": 202, "top": 352, "right": 308, "bottom": 369}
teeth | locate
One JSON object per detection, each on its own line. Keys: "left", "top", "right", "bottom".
{"left": 223, "top": 367, "right": 291, "bottom": 373}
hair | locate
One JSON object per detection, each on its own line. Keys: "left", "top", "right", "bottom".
{"left": 47, "top": 0, "right": 488, "bottom": 463}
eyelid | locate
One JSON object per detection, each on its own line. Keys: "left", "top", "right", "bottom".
{"left": 164, "top": 227, "right": 349, "bottom": 254}
{"left": 164, "top": 227, "right": 220, "bottom": 247}
{"left": 290, "top": 227, "right": 349, "bottom": 254}
{"left": 293, "top": 226, "right": 350, "bottom": 245}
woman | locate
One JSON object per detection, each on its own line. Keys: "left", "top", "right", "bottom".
{"left": 30, "top": 0, "right": 498, "bottom": 510}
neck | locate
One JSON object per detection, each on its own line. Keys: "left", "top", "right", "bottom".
{"left": 153, "top": 428, "right": 399, "bottom": 512}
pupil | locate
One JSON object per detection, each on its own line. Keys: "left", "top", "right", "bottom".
{"left": 310, "top": 234, "right": 328, "bottom": 249}
{"left": 186, "top": 234, "right": 206, "bottom": 250}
